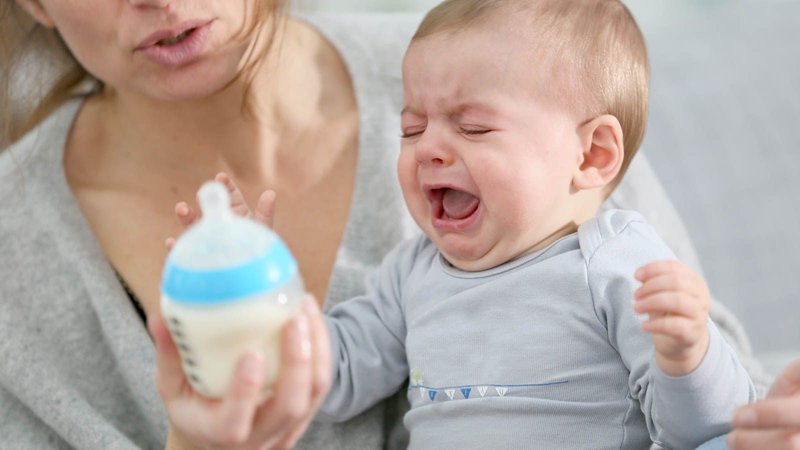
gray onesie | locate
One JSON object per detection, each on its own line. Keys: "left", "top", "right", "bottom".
{"left": 319, "top": 209, "right": 756, "bottom": 450}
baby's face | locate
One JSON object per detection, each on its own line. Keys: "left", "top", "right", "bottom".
{"left": 399, "top": 25, "right": 586, "bottom": 271}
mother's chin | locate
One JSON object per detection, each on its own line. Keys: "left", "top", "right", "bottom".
{"left": 127, "top": 50, "right": 245, "bottom": 103}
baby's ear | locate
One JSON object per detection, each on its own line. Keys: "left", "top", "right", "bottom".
{"left": 15, "top": 0, "right": 56, "bottom": 28}
{"left": 572, "top": 115, "right": 624, "bottom": 191}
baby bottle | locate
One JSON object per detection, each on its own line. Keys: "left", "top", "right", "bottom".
{"left": 160, "top": 181, "right": 304, "bottom": 398}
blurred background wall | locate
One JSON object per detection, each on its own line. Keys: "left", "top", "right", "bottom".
{"left": 293, "top": 0, "right": 731, "bottom": 17}
{"left": 294, "top": 0, "right": 438, "bottom": 11}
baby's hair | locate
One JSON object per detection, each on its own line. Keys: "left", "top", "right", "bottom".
{"left": 412, "top": 0, "right": 649, "bottom": 187}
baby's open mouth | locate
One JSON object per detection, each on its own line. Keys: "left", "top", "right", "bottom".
{"left": 429, "top": 188, "right": 480, "bottom": 221}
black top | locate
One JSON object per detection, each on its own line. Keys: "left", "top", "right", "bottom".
{"left": 115, "top": 270, "right": 147, "bottom": 324}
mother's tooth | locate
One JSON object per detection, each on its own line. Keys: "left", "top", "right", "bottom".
{"left": 158, "top": 29, "right": 191, "bottom": 46}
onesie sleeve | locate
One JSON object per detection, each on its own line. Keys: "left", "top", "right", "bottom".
{"left": 316, "top": 238, "right": 421, "bottom": 422}
{"left": 583, "top": 210, "right": 756, "bottom": 450}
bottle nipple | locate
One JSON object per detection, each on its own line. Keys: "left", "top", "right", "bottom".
{"left": 198, "top": 181, "right": 233, "bottom": 221}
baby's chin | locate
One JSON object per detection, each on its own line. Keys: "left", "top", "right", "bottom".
{"left": 438, "top": 245, "right": 512, "bottom": 273}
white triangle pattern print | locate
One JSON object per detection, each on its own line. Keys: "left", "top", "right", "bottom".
{"left": 495, "top": 386, "right": 508, "bottom": 397}
{"left": 445, "top": 389, "right": 456, "bottom": 400}
{"left": 477, "top": 386, "right": 488, "bottom": 397}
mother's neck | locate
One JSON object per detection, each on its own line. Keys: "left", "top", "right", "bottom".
{"left": 90, "top": 19, "right": 337, "bottom": 188}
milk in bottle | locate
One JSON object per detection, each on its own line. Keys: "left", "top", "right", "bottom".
{"left": 160, "top": 181, "right": 304, "bottom": 398}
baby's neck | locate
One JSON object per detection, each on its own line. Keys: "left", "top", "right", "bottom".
{"left": 443, "top": 199, "right": 604, "bottom": 273}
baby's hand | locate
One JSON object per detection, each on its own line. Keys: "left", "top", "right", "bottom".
{"left": 634, "top": 260, "right": 711, "bottom": 376}
{"left": 165, "top": 172, "right": 277, "bottom": 250}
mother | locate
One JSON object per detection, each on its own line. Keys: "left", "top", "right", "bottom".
{"left": 0, "top": 0, "right": 769, "bottom": 449}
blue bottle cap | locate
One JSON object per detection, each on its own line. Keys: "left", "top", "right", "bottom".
{"left": 161, "top": 239, "right": 298, "bottom": 304}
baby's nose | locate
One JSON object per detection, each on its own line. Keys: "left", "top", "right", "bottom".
{"left": 414, "top": 130, "right": 454, "bottom": 166}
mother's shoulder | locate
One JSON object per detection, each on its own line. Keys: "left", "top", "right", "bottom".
{"left": 0, "top": 98, "right": 82, "bottom": 206}
{"left": 298, "top": 12, "right": 422, "bottom": 68}
{"left": 299, "top": 11, "right": 422, "bottom": 43}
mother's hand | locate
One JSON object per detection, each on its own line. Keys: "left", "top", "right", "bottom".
{"left": 149, "top": 296, "right": 331, "bottom": 450}
{"left": 728, "top": 359, "right": 800, "bottom": 449}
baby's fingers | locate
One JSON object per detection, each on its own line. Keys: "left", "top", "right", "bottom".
{"left": 635, "top": 269, "right": 707, "bottom": 300}
{"left": 635, "top": 260, "right": 704, "bottom": 286}
{"left": 641, "top": 315, "right": 701, "bottom": 341}
{"left": 635, "top": 260, "right": 686, "bottom": 281}
{"left": 634, "top": 292, "right": 708, "bottom": 319}
{"left": 253, "top": 190, "right": 277, "bottom": 228}
{"left": 175, "top": 201, "right": 199, "bottom": 228}
{"left": 215, "top": 172, "right": 251, "bottom": 218}
{"left": 165, "top": 202, "right": 200, "bottom": 250}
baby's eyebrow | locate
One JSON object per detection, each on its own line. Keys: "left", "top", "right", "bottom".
{"left": 451, "top": 102, "right": 504, "bottom": 120}
{"left": 400, "top": 101, "right": 506, "bottom": 120}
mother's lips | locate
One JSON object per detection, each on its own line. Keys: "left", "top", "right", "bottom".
{"left": 136, "top": 19, "right": 212, "bottom": 50}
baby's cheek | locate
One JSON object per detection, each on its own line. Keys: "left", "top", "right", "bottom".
{"left": 409, "top": 199, "right": 431, "bottom": 227}
{"left": 396, "top": 153, "right": 416, "bottom": 184}
{"left": 492, "top": 190, "right": 533, "bottom": 222}
{"left": 397, "top": 184, "right": 428, "bottom": 227}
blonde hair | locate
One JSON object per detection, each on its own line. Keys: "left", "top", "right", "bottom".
{"left": 412, "top": 0, "right": 649, "bottom": 185}
{"left": 0, "top": 1, "right": 286, "bottom": 149}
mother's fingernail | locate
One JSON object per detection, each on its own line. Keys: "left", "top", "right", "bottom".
{"left": 303, "top": 296, "right": 317, "bottom": 314}
{"left": 241, "top": 353, "right": 264, "bottom": 383}
{"left": 294, "top": 314, "right": 311, "bottom": 358}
